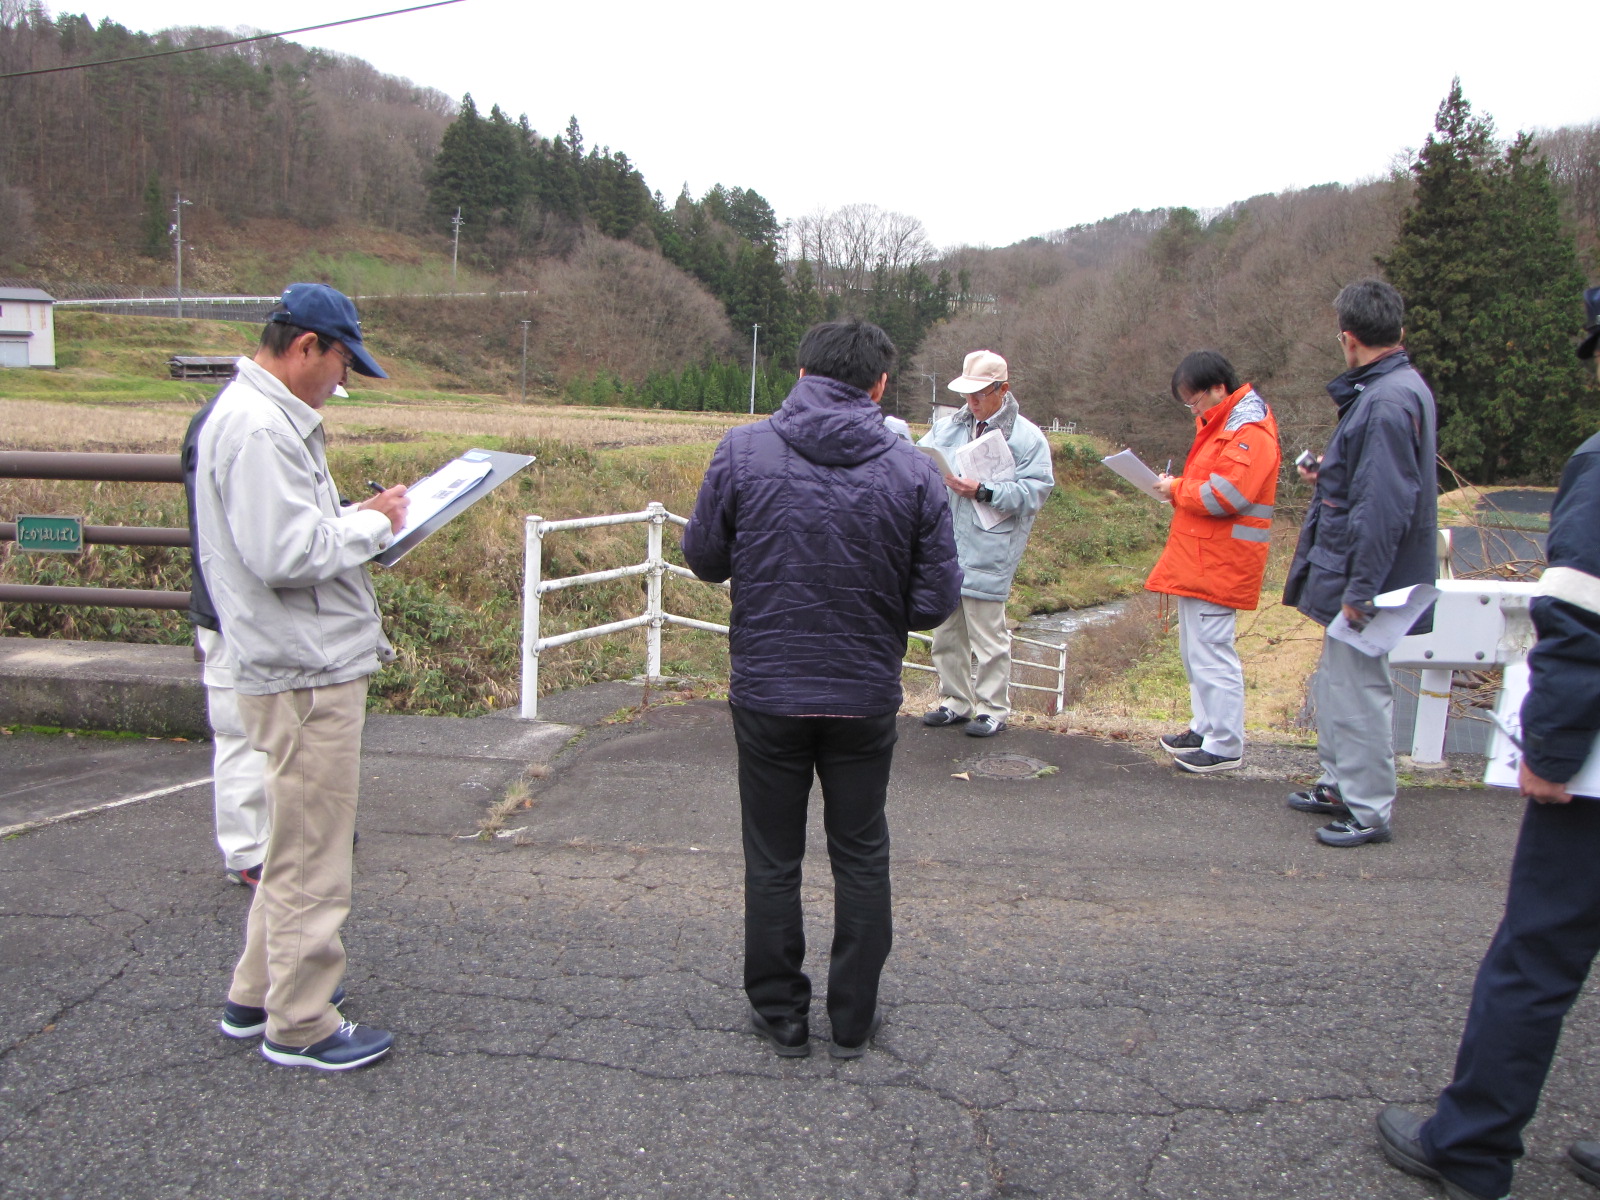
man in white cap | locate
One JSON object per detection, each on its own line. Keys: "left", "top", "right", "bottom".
{"left": 918, "top": 350, "right": 1055, "bottom": 736}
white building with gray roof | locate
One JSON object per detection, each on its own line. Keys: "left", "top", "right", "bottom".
{"left": 0, "top": 287, "right": 55, "bottom": 367}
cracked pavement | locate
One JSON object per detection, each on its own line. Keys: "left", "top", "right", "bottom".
{"left": 2, "top": 682, "right": 1598, "bottom": 1198}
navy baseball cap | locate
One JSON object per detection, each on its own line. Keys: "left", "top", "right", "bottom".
{"left": 269, "top": 283, "right": 388, "bottom": 378}
{"left": 1579, "top": 286, "right": 1600, "bottom": 360}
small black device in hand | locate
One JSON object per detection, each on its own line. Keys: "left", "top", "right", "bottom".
{"left": 1294, "top": 449, "right": 1319, "bottom": 472}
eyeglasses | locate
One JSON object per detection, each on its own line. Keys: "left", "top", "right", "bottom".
{"left": 1335, "top": 332, "right": 1349, "bottom": 347}
{"left": 327, "top": 342, "right": 356, "bottom": 374}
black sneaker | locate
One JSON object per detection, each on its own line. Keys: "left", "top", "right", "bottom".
{"left": 921, "top": 706, "right": 970, "bottom": 727}
{"left": 1174, "top": 749, "right": 1242, "bottom": 773}
{"left": 225, "top": 862, "right": 264, "bottom": 888}
{"left": 1287, "top": 783, "right": 1351, "bottom": 816}
{"left": 964, "top": 715, "right": 1005, "bottom": 738}
{"left": 1159, "top": 730, "right": 1204, "bottom": 754}
{"left": 261, "top": 1020, "right": 393, "bottom": 1070}
{"left": 220, "top": 985, "right": 347, "bottom": 1039}
{"left": 829, "top": 1011, "right": 883, "bottom": 1060}
{"left": 1317, "top": 816, "right": 1392, "bottom": 847}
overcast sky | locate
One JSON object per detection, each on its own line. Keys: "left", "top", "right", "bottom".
{"left": 57, "top": 0, "right": 1599, "bottom": 250}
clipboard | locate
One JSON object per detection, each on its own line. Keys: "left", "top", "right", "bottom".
{"left": 372, "top": 447, "right": 535, "bottom": 567}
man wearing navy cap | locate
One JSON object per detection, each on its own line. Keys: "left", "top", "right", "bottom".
{"left": 194, "top": 283, "right": 408, "bottom": 1069}
{"left": 1376, "top": 286, "right": 1600, "bottom": 1198}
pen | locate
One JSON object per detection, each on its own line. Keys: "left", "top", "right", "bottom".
{"left": 1165, "top": 460, "right": 1172, "bottom": 475}
{"left": 366, "top": 480, "right": 387, "bottom": 495}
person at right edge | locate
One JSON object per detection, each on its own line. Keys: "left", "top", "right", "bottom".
{"left": 1281, "top": 278, "right": 1437, "bottom": 847}
{"left": 1147, "top": 350, "right": 1281, "bottom": 774}
{"left": 1375, "top": 287, "right": 1600, "bottom": 1200}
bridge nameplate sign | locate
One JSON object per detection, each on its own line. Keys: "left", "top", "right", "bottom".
{"left": 16, "top": 515, "right": 83, "bottom": 554}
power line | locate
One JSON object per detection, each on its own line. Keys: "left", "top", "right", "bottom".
{"left": 0, "top": 0, "right": 467, "bottom": 80}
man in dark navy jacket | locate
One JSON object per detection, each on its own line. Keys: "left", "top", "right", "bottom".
{"left": 1376, "top": 287, "right": 1600, "bottom": 1200}
{"left": 1282, "top": 279, "right": 1437, "bottom": 846}
{"left": 683, "top": 319, "right": 962, "bottom": 1060}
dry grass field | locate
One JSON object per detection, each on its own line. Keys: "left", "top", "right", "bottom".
{"left": 0, "top": 395, "right": 756, "bottom": 455}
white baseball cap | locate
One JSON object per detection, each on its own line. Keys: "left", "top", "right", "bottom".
{"left": 947, "top": 350, "right": 1009, "bottom": 394}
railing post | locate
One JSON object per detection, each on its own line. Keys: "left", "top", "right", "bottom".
{"left": 645, "top": 501, "right": 665, "bottom": 681}
{"left": 1055, "top": 640, "right": 1068, "bottom": 716}
{"left": 1410, "top": 667, "right": 1453, "bottom": 764}
{"left": 521, "top": 514, "right": 544, "bottom": 720}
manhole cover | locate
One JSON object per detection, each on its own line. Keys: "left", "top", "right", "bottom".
{"left": 968, "top": 753, "right": 1054, "bottom": 779}
{"left": 643, "top": 702, "right": 730, "bottom": 729}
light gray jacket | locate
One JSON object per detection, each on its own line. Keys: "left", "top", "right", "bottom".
{"left": 195, "top": 357, "right": 395, "bottom": 695}
{"left": 919, "top": 394, "right": 1054, "bottom": 601}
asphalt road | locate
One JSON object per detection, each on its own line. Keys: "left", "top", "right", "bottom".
{"left": 2, "top": 685, "right": 1596, "bottom": 1199}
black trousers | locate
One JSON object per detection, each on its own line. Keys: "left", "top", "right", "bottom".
{"left": 730, "top": 704, "right": 897, "bottom": 1046}
{"left": 1423, "top": 796, "right": 1600, "bottom": 1199}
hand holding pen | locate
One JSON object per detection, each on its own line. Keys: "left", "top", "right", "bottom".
{"left": 359, "top": 479, "right": 409, "bottom": 534}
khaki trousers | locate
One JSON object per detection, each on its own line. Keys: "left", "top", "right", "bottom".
{"left": 930, "top": 596, "right": 1012, "bottom": 721}
{"left": 228, "top": 677, "right": 367, "bottom": 1046}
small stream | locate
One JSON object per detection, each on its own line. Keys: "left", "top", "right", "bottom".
{"left": 1018, "top": 598, "right": 1129, "bottom": 645}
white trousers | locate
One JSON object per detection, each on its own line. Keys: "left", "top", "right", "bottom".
{"left": 1176, "top": 596, "right": 1245, "bottom": 759}
{"left": 198, "top": 627, "right": 270, "bottom": 872}
{"left": 930, "top": 596, "right": 1012, "bottom": 721}
{"left": 1310, "top": 632, "right": 1397, "bottom": 829}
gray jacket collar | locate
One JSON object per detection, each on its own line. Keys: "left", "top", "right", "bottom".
{"left": 235, "top": 356, "right": 324, "bottom": 440}
{"left": 952, "top": 393, "right": 1020, "bottom": 439}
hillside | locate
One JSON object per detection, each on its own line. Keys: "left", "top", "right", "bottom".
{"left": 5, "top": 9, "right": 1600, "bottom": 477}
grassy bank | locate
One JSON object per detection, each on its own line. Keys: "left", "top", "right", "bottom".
{"left": 2, "top": 371, "right": 1168, "bottom": 714}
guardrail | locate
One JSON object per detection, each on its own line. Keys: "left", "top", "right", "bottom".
{"left": 519, "top": 502, "right": 1070, "bottom": 720}
{"left": 520, "top": 503, "right": 727, "bottom": 719}
{"left": 0, "top": 451, "right": 190, "bottom": 609}
{"left": 904, "top": 630, "right": 1069, "bottom": 714}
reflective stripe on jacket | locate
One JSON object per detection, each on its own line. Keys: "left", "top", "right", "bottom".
{"left": 1145, "top": 384, "right": 1281, "bottom": 611}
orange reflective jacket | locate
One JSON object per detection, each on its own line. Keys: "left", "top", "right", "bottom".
{"left": 1145, "top": 384, "right": 1281, "bottom": 611}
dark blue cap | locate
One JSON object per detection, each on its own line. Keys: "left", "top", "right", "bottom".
{"left": 269, "top": 283, "right": 387, "bottom": 378}
{"left": 1580, "top": 286, "right": 1600, "bottom": 360}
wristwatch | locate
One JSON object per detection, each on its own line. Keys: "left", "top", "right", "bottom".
{"left": 975, "top": 484, "right": 994, "bottom": 503}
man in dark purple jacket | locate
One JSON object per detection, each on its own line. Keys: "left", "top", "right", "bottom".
{"left": 683, "top": 319, "right": 961, "bottom": 1060}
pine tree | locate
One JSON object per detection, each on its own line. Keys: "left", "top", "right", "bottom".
{"left": 1384, "top": 80, "right": 1596, "bottom": 483}
{"left": 139, "top": 174, "right": 166, "bottom": 258}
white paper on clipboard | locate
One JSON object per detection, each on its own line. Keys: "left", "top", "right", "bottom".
{"left": 951, "top": 429, "right": 1016, "bottom": 530}
{"left": 1326, "top": 584, "right": 1440, "bottom": 658}
{"left": 390, "top": 458, "right": 494, "bottom": 542}
{"left": 1484, "top": 659, "right": 1600, "bottom": 797}
{"left": 1100, "top": 449, "right": 1166, "bottom": 502}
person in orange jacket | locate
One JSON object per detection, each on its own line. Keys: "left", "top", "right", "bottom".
{"left": 1147, "top": 350, "right": 1281, "bottom": 773}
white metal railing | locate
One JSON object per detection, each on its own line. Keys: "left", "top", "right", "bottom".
{"left": 519, "top": 502, "right": 1070, "bottom": 719}
{"left": 520, "top": 502, "right": 728, "bottom": 718}
{"left": 904, "top": 630, "right": 1070, "bottom": 714}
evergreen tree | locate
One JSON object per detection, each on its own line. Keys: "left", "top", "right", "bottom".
{"left": 139, "top": 174, "right": 166, "bottom": 258}
{"left": 1384, "top": 80, "right": 1595, "bottom": 484}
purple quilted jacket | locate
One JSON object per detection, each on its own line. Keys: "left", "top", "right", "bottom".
{"left": 682, "top": 373, "right": 962, "bottom": 717}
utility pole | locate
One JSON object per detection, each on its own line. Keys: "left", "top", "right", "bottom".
{"left": 748, "top": 323, "right": 760, "bottom": 415}
{"left": 171, "top": 192, "right": 192, "bottom": 319}
{"left": 451, "top": 207, "right": 464, "bottom": 290}
{"left": 920, "top": 373, "right": 938, "bottom": 421}
{"left": 519, "top": 319, "right": 532, "bottom": 403}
